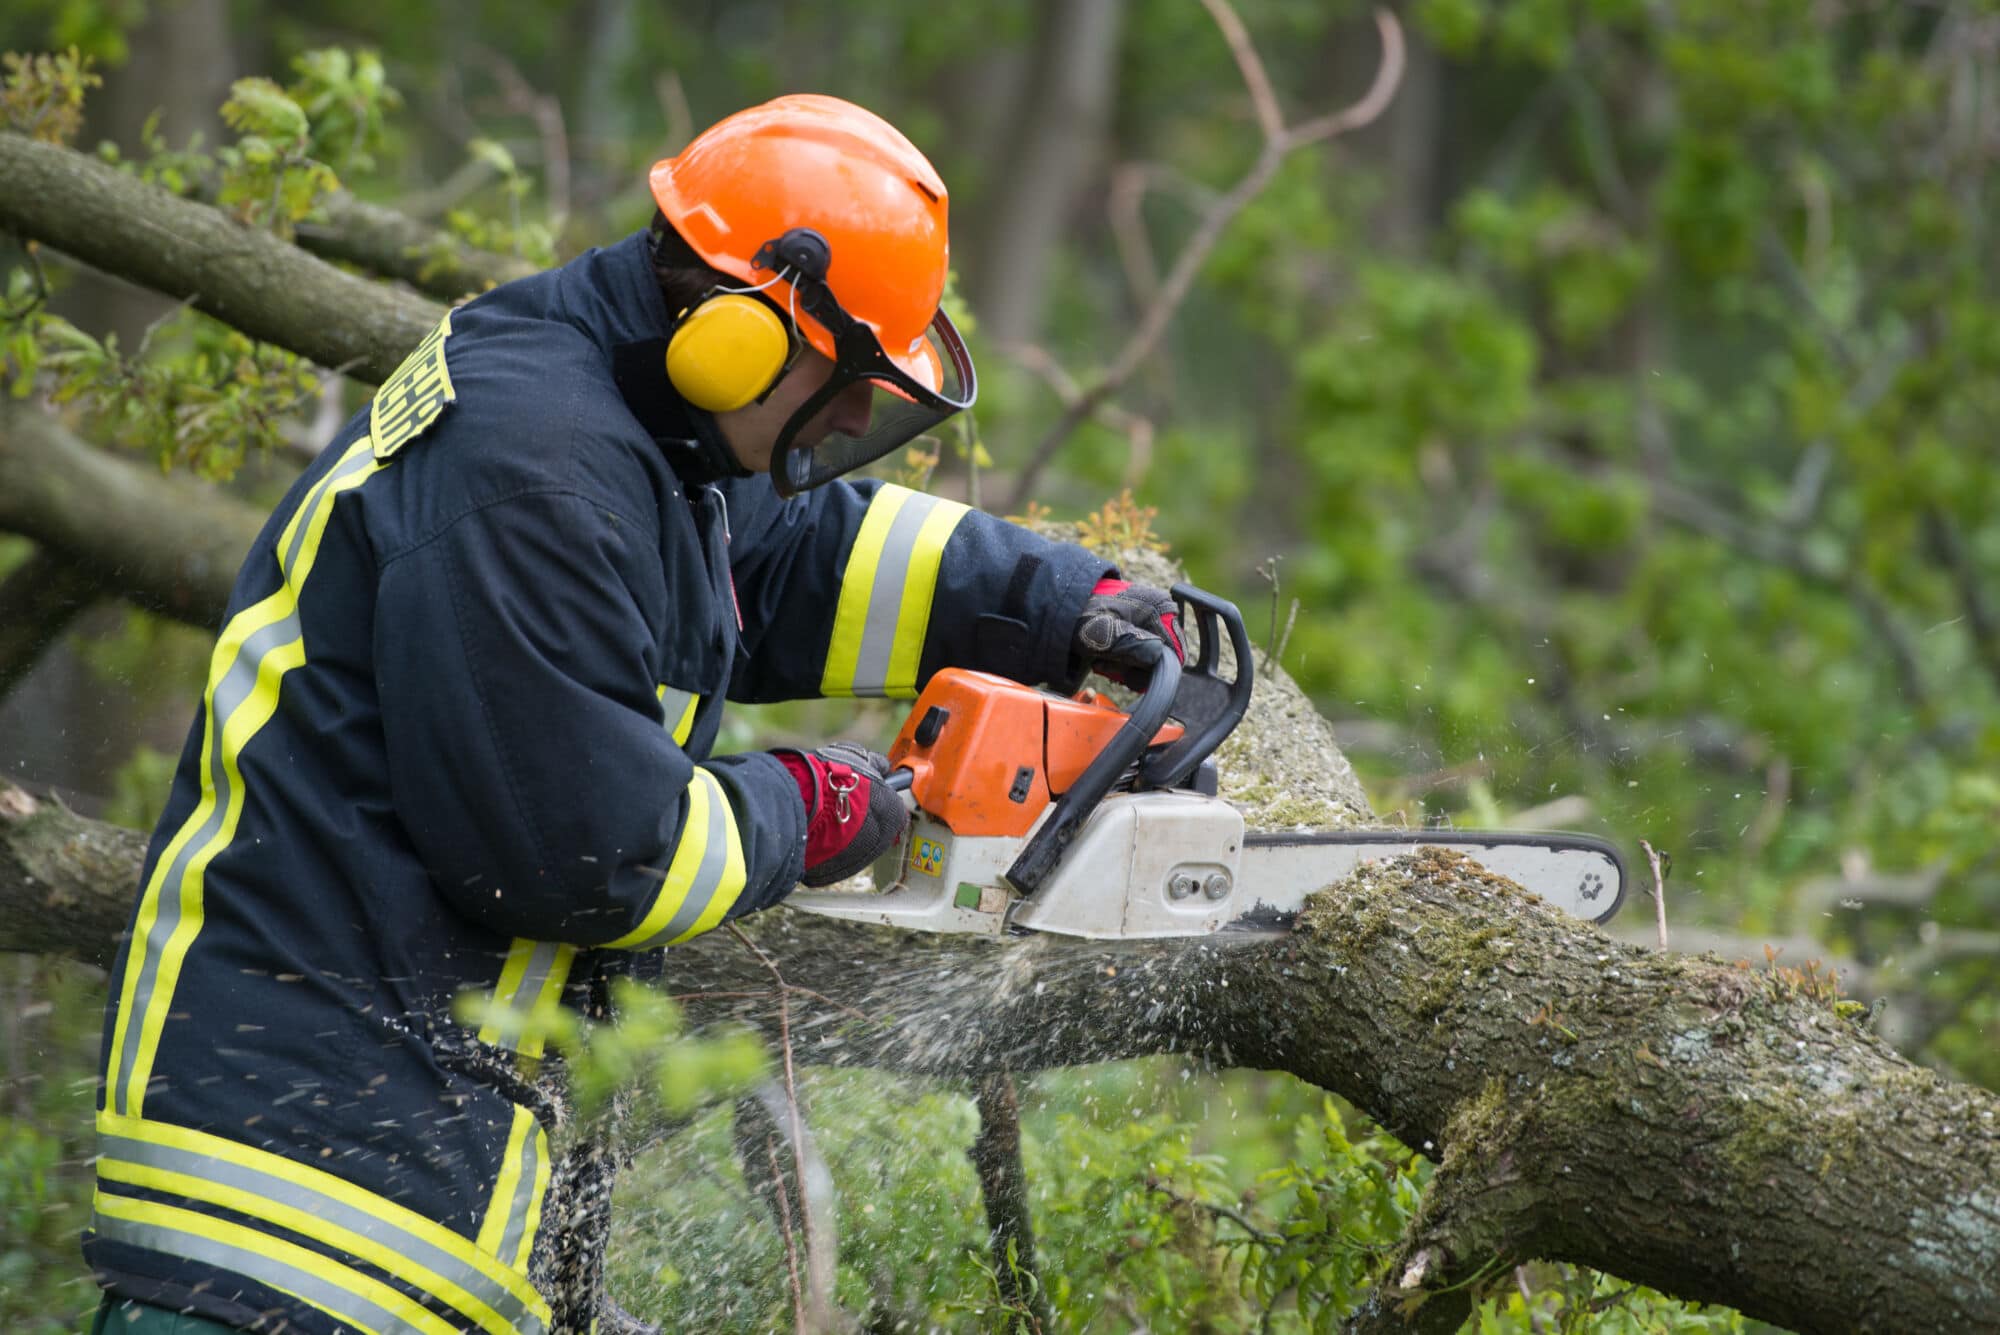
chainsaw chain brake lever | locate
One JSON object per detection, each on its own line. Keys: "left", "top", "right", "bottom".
{"left": 1006, "top": 637, "right": 1181, "bottom": 897}
{"left": 1006, "top": 583, "right": 1250, "bottom": 897}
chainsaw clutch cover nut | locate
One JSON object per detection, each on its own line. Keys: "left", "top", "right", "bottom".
{"left": 1168, "top": 872, "right": 1200, "bottom": 900}
{"left": 1202, "top": 871, "right": 1231, "bottom": 900}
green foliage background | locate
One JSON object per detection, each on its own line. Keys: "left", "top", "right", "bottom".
{"left": 4, "top": 0, "right": 1996, "bottom": 1330}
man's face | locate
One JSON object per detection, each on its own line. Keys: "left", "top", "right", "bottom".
{"left": 713, "top": 346, "right": 874, "bottom": 474}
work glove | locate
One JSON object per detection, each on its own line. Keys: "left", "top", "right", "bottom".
{"left": 775, "top": 742, "right": 909, "bottom": 887}
{"left": 1072, "top": 578, "right": 1186, "bottom": 688}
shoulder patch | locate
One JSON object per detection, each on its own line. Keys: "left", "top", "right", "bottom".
{"left": 370, "top": 311, "right": 457, "bottom": 459}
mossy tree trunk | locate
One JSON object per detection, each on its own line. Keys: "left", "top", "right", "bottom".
{"left": 7, "top": 784, "right": 1997, "bottom": 1333}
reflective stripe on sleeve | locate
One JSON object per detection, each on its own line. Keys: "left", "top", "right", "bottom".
{"left": 94, "top": 1111, "right": 549, "bottom": 1335}
{"left": 477, "top": 1104, "right": 549, "bottom": 1271}
{"left": 820, "top": 485, "right": 970, "bottom": 698}
{"left": 476, "top": 939, "right": 576, "bottom": 1059}
{"left": 108, "top": 439, "right": 383, "bottom": 1118}
{"left": 655, "top": 684, "right": 699, "bottom": 746}
{"left": 606, "top": 768, "right": 747, "bottom": 949}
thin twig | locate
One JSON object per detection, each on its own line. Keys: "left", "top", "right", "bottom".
{"left": 1257, "top": 555, "right": 1284, "bottom": 657}
{"left": 727, "top": 922, "right": 820, "bottom": 1325}
{"left": 1144, "top": 1178, "right": 1280, "bottom": 1247}
{"left": 1004, "top": 7, "right": 1406, "bottom": 510}
{"left": 765, "top": 1139, "right": 807, "bottom": 1334}
{"left": 1639, "top": 840, "right": 1671, "bottom": 951}
{"left": 0, "top": 241, "right": 50, "bottom": 319}
{"left": 1107, "top": 163, "right": 1161, "bottom": 307}
{"left": 1274, "top": 597, "right": 1300, "bottom": 663}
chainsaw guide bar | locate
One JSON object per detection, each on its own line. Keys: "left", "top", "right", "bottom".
{"left": 788, "top": 584, "right": 1628, "bottom": 940}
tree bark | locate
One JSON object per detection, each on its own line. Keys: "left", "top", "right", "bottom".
{"left": 6, "top": 780, "right": 1996, "bottom": 1334}
{"left": 0, "top": 402, "right": 264, "bottom": 629}
{"left": 969, "top": 1073, "right": 1054, "bottom": 1333}
{"left": 0, "top": 133, "right": 437, "bottom": 384}
{"left": 965, "top": 0, "right": 1125, "bottom": 347}
{"left": 297, "top": 192, "right": 539, "bottom": 302}
{"left": 0, "top": 548, "right": 101, "bottom": 696}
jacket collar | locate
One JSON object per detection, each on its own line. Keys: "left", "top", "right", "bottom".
{"left": 554, "top": 231, "right": 750, "bottom": 485}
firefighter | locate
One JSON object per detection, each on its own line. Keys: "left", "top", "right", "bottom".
{"left": 85, "top": 94, "right": 1181, "bottom": 1334}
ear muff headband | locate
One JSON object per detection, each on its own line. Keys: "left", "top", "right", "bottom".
{"left": 664, "top": 292, "right": 791, "bottom": 413}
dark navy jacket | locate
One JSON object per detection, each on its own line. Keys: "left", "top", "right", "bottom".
{"left": 86, "top": 232, "right": 1109, "bottom": 1335}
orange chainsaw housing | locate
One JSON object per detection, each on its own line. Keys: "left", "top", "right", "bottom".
{"left": 885, "top": 668, "right": 1184, "bottom": 837}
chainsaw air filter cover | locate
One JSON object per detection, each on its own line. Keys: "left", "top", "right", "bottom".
{"left": 883, "top": 669, "right": 1183, "bottom": 839}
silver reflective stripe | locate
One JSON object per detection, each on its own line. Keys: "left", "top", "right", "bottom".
{"left": 99, "top": 1134, "right": 544, "bottom": 1335}
{"left": 282, "top": 447, "right": 376, "bottom": 578}
{"left": 113, "top": 607, "right": 301, "bottom": 1115}
{"left": 93, "top": 1207, "right": 431, "bottom": 1335}
{"left": 630, "top": 773, "right": 732, "bottom": 948}
{"left": 851, "top": 491, "right": 944, "bottom": 694}
{"left": 493, "top": 1123, "right": 542, "bottom": 1267}
{"left": 512, "top": 941, "right": 562, "bottom": 1020}
{"left": 658, "top": 685, "right": 695, "bottom": 742}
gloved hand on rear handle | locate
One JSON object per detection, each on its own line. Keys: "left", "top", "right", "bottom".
{"left": 1072, "top": 578, "right": 1186, "bottom": 688}
{"left": 775, "top": 742, "right": 909, "bottom": 887}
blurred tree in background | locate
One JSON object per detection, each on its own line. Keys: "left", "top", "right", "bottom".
{"left": 3, "top": 0, "right": 1996, "bottom": 1330}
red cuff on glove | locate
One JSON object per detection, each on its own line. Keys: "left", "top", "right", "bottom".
{"left": 1091, "top": 577, "right": 1185, "bottom": 662}
{"left": 779, "top": 750, "right": 871, "bottom": 872}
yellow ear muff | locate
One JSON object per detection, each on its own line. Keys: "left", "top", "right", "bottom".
{"left": 664, "top": 293, "right": 791, "bottom": 413}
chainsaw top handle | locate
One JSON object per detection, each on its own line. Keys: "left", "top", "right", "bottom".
{"left": 1143, "top": 583, "right": 1255, "bottom": 788}
{"left": 1005, "top": 581, "right": 1251, "bottom": 897}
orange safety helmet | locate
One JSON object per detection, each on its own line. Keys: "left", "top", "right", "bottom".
{"left": 650, "top": 95, "right": 977, "bottom": 494}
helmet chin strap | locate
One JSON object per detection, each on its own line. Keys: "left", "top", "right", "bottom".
{"left": 665, "top": 405, "right": 755, "bottom": 484}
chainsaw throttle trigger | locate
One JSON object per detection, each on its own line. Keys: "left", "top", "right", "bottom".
{"left": 1141, "top": 583, "right": 1255, "bottom": 789}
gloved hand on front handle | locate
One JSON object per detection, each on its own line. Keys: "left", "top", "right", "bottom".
{"left": 1072, "top": 578, "right": 1186, "bottom": 688}
{"left": 775, "top": 742, "right": 910, "bottom": 887}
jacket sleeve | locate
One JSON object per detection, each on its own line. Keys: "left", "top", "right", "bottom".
{"left": 373, "top": 490, "right": 806, "bottom": 947}
{"left": 727, "top": 479, "right": 1114, "bottom": 703}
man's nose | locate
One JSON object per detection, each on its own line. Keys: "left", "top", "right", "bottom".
{"left": 829, "top": 381, "right": 873, "bottom": 437}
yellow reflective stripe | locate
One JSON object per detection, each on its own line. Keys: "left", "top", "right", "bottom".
{"left": 606, "top": 769, "right": 746, "bottom": 949}
{"left": 111, "top": 439, "right": 383, "bottom": 1117}
{"left": 819, "top": 485, "right": 970, "bottom": 699}
{"left": 92, "top": 1190, "right": 461, "bottom": 1335}
{"left": 477, "top": 1106, "right": 533, "bottom": 1256}
{"left": 476, "top": 939, "right": 535, "bottom": 1048}
{"left": 98, "top": 1159, "right": 522, "bottom": 1335}
{"left": 886, "top": 499, "right": 970, "bottom": 694}
{"left": 656, "top": 684, "right": 699, "bottom": 746}
{"left": 475, "top": 939, "right": 574, "bottom": 1059}
{"left": 97, "top": 1110, "right": 549, "bottom": 1331}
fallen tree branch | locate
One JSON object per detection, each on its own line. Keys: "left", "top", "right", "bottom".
{"left": 0, "top": 547, "right": 101, "bottom": 697}
{"left": 9, "top": 779, "right": 1997, "bottom": 1333}
{"left": 0, "top": 132, "right": 438, "bottom": 384}
{"left": 0, "top": 401, "right": 264, "bottom": 628}
{"left": 297, "top": 191, "right": 538, "bottom": 301}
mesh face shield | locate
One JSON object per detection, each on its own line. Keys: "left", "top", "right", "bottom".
{"left": 756, "top": 229, "right": 978, "bottom": 498}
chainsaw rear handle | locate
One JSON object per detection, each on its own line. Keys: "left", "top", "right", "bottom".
{"left": 1141, "top": 583, "right": 1255, "bottom": 789}
{"left": 1005, "top": 638, "right": 1182, "bottom": 896}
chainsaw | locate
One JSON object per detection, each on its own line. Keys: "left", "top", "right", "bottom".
{"left": 788, "top": 584, "right": 1627, "bottom": 939}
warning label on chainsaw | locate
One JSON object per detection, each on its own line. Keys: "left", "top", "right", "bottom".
{"left": 913, "top": 837, "right": 946, "bottom": 876}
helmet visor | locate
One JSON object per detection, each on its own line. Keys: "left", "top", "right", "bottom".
{"left": 771, "top": 306, "right": 976, "bottom": 497}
